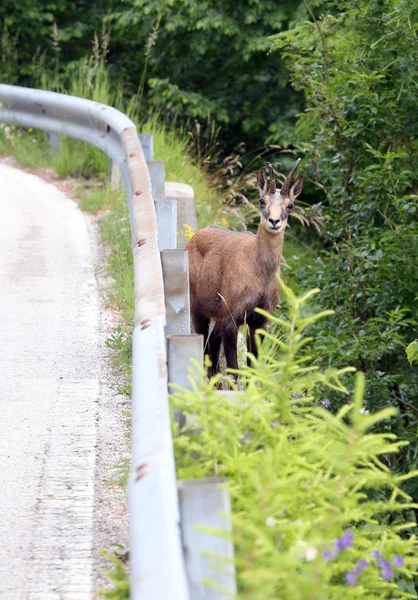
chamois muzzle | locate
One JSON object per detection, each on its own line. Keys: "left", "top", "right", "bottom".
{"left": 281, "top": 158, "right": 301, "bottom": 197}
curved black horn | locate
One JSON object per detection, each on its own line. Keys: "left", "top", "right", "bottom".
{"left": 281, "top": 158, "right": 301, "bottom": 196}
{"left": 267, "top": 162, "right": 276, "bottom": 194}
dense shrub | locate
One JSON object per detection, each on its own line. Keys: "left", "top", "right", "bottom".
{"left": 173, "top": 281, "right": 418, "bottom": 598}
{"left": 271, "top": 0, "right": 418, "bottom": 492}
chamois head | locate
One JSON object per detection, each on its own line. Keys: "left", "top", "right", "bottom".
{"left": 257, "top": 159, "right": 304, "bottom": 235}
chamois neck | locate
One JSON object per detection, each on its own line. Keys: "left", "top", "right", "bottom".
{"left": 255, "top": 224, "right": 284, "bottom": 274}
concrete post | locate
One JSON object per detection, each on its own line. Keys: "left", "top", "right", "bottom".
{"left": 178, "top": 479, "right": 237, "bottom": 600}
{"left": 167, "top": 334, "right": 203, "bottom": 430}
{"left": 138, "top": 133, "right": 154, "bottom": 161}
{"left": 156, "top": 200, "right": 177, "bottom": 251}
{"left": 47, "top": 132, "right": 60, "bottom": 153}
{"left": 148, "top": 160, "right": 166, "bottom": 203}
{"left": 166, "top": 181, "right": 199, "bottom": 248}
{"left": 161, "top": 249, "right": 191, "bottom": 336}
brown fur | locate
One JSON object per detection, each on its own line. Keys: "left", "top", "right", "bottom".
{"left": 187, "top": 162, "right": 303, "bottom": 378}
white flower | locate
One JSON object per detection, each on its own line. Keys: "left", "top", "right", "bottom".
{"left": 292, "top": 540, "right": 318, "bottom": 562}
{"left": 265, "top": 517, "right": 276, "bottom": 528}
{"left": 360, "top": 407, "right": 370, "bottom": 415}
{"left": 305, "top": 546, "right": 318, "bottom": 562}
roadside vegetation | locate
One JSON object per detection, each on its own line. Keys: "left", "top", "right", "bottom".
{"left": 1, "top": 0, "right": 417, "bottom": 596}
{"left": 173, "top": 281, "right": 418, "bottom": 598}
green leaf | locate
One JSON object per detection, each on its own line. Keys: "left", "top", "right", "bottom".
{"left": 406, "top": 340, "right": 418, "bottom": 365}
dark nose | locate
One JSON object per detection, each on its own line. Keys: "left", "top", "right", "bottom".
{"left": 268, "top": 218, "right": 280, "bottom": 228}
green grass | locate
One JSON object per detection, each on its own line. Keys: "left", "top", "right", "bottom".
{"left": 54, "top": 138, "right": 108, "bottom": 178}
{"left": 78, "top": 183, "right": 123, "bottom": 213}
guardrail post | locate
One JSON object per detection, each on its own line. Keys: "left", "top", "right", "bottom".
{"left": 138, "top": 133, "right": 154, "bottom": 162}
{"left": 166, "top": 182, "right": 199, "bottom": 249}
{"left": 47, "top": 132, "right": 60, "bottom": 153}
{"left": 161, "top": 249, "right": 191, "bottom": 336}
{"left": 147, "top": 160, "right": 166, "bottom": 203}
{"left": 167, "top": 334, "right": 203, "bottom": 431}
{"left": 109, "top": 159, "right": 122, "bottom": 188}
{"left": 156, "top": 201, "right": 177, "bottom": 250}
{"left": 178, "top": 479, "right": 237, "bottom": 599}
{"left": 147, "top": 159, "right": 177, "bottom": 250}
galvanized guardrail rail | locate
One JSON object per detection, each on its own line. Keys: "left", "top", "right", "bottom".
{"left": 0, "top": 84, "right": 236, "bottom": 600}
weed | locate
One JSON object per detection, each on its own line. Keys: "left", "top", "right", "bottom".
{"left": 95, "top": 551, "right": 129, "bottom": 599}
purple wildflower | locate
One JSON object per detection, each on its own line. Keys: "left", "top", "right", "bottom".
{"left": 346, "top": 571, "right": 357, "bottom": 587}
{"left": 372, "top": 550, "right": 382, "bottom": 560}
{"left": 353, "top": 559, "right": 369, "bottom": 575}
{"left": 321, "top": 399, "right": 331, "bottom": 409}
{"left": 392, "top": 555, "right": 404, "bottom": 568}
{"left": 380, "top": 559, "right": 393, "bottom": 581}
{"left": 352, "top": 559, "right": 369, "bottom": 575}
{"left": 336, "top": 530, "right": 354, "bottom": 551}
{"left": 323, "top": 548, "right": 339, "bottom": 561}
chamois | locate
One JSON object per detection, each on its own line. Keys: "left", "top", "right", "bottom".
{"left": 187, "top": 159, "right": 304, "bottom": 378}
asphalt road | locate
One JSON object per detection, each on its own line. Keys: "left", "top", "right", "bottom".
{"left": 0, "top": 163, "right": 126, "bottom": 599}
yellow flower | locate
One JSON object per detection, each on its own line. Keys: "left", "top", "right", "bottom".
{"left": 221, "top": 217, "right": 229, "bottom": 227}
{"left": 28, "top": 128, "right": 33, "bottom": 133}
{"left": 183, "top": 223, "right": 194, "bottom": 241}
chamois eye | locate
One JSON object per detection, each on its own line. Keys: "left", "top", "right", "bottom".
{"left": 260, "top": 197, "right": 266, "bottom": 207}
{"left": 288, "top": 202, "right": 294, "bottom": 210}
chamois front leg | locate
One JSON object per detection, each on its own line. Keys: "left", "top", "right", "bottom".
{"left": 192, "top": 311, "right": 210, "bottom": 347}
{"left": 247, "top": 327, "right": 258, "bottom": 367}
{"left": 222, "top": 321, "right": 239, "bottom": 380}
{"left": 246, "top": 314, "right": 267, "bottom": 367}
{"left": 208, "top": 322, "right": 222, "bottom": 377}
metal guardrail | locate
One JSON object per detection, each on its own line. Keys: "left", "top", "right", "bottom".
{"left": 0, "top": 83, "right": 236, "bottom": 600}
{"left": 0, "top": 84, "right": 189, "bottom": 599}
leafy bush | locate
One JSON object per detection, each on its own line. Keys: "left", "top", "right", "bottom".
{"left": 270, "top": 0, "right": 418, "bottom": 491}
{"left": 173, "top": 280, "right": 418, "bottom": 598}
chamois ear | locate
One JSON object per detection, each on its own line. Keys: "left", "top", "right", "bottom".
{"left": 257, "top": 167, "right": 268, "bottom": 197}
{"left": 289, "top": 175, "right": 304, "bottom": 201}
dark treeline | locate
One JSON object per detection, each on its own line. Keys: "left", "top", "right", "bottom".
{"left": 0, "top": 0, "right": 321, "bottom": 153}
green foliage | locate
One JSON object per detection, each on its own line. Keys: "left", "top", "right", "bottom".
{"left": 78, "top": 183, "right": 122, "bottom": 212}
{"left": 406, "top": 342, "right": 418, "bottom": 367}
{"left": 173, "top": 280, "right": 418, "bottom": 598}
{"left": 0, "top": 0, "right": 104, "bottom": 83}
{"left": 56, "top": 138, "right": 109, "bottom": 178}
{"left": 105, "top": 0, "right": 314, "bottom": 149}
{"left": 97, "top": 187, "right": 134, "bottom": 322}
{"left": 0, "top": 0, "right": 326, "bottom": 153}
{"left": 0, "top": 124, "right": 50, "bottom": 167}
{"left": 270, "top": 0, "right": 418, "bottom": 483}
{"left": 95, "top": 551, "right": 129, "bottom": 599}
